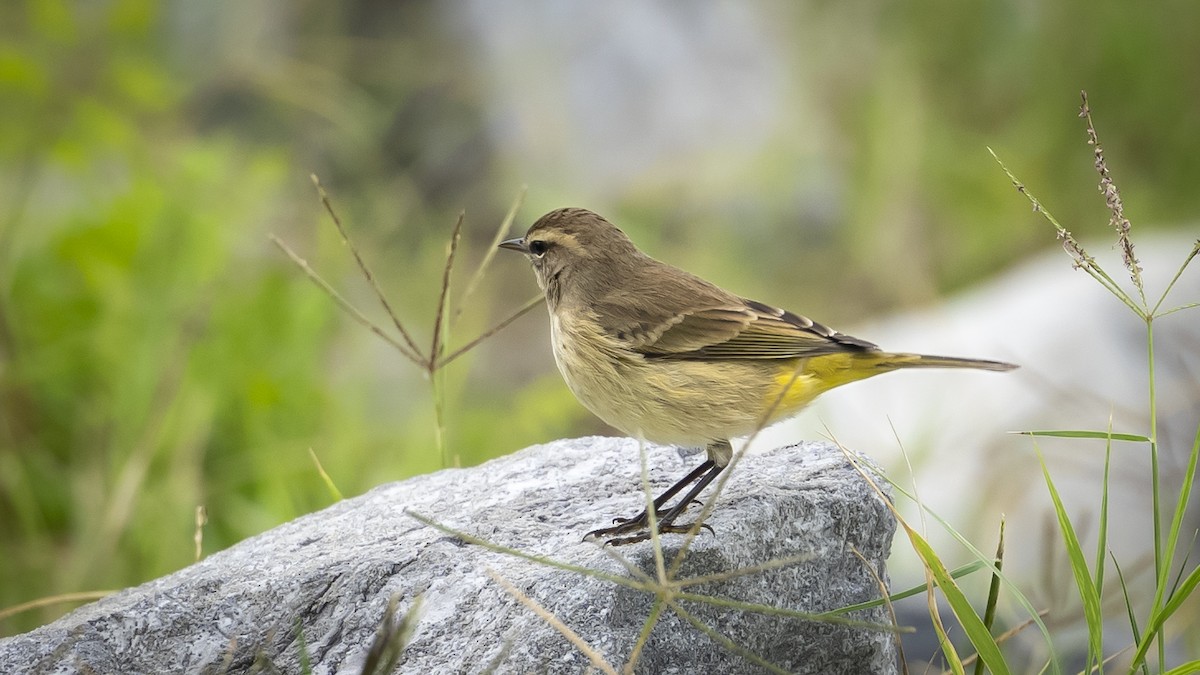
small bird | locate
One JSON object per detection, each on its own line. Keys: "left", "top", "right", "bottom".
{"left": 500, "top": 208, "right": 1016, "bottom": 545}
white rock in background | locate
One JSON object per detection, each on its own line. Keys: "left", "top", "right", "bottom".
{"left": 758, "top": 233, "right": 1199, "bottom": 654}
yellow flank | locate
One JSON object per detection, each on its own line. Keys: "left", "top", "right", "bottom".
{"left": 764, "top": 352, "right": 919, "bottom": 422}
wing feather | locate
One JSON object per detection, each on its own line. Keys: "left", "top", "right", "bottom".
{"left": 636, "top": 299, "right": 878, "bottom": 360}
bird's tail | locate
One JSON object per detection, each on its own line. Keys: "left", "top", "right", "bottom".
{"left": 873, "top": 352, "right": 1018, "bottom": 372}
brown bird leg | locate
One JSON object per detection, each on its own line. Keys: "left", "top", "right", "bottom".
{"left": 585, "top": 459, "right": 725, "bottom": 545}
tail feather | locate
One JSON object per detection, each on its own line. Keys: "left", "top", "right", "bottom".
{"left": 875, "top": 353, "right": 1018, "bottom": 372}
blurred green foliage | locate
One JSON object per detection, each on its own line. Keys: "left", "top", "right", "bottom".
{"left": 0, "top": 0, "right": 1196, "bottom": 634}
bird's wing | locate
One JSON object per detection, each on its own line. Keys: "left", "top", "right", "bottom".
{"left": 600, "top": 297, "right": 878, "bottom": 360}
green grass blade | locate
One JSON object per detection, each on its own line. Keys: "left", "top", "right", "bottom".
{"left": 904, "top": 522, "right": 1010, "bottom": 675}
{"left": 1130, "top": 422, "right": 1200, "bottom": 668}
{"left": 1161, "top": 660, "right": 1200, "bottom": 675}
{"left": 1128, "top": 561, "right": 1200, "bottom": 669}
{"left": 1110, "top": 553, "right": 1148, "bottom": 675}
{"left": 1162, "top": 422, "right": 1200, "bottom": 595}
{"left": 881, "top": 479, "right": 1060, "bottom": 673}
{"left": 1094, "top": 419, "right": 1114, "bottom": 600}
{"left": 973, "top": 518, "right": 1005, "bottom": 675}
{"left": 823, "top": 560, "right": 988, "bottom": 616}
{"left": 1036, "top": 445, "right": 1103, "bottom": 668}
{"left": 1159, "top": 562, "right": 1200, "bottom": 623}
{"left": 1014, "top": 430, "right": 1149, "bottom": 443}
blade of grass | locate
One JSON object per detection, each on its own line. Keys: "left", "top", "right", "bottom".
{"left": 923, "top": 564, "right": 964, "bottom": 675}
{"left": 837, "top": 437, "right": 1009, "bottom": 673}
{"left": 194, "top": 505, "right": 207, "bottom": 562}
{"left": 1161, "top": 660, "right": 1200, "bottom": 675}
{"left": 960, "top": 611, "right": 1050, "bottom": 670}
{"left": 888, "top": 488, "right": 1058, "bottom": 671}
{"left": 838, "top": 437, "right": 1020, "bottom": 675}
{"left": 972, "top": 517, "right": 1005, "bottom": 675}
{"left": 307, "top": 448, "right": 344, "bottom": 501}
{"left": 359, "top": 594, "right": 419, "bottom": 675}
{"left": 1036, "top": 444, "right": 1103, "bottom": 670}
{"left": 1160, "top": 421, "right": 1200, "bottom": 599}
{"left": 1094, "top": 417, "right": 1115, "bottom": 602}
{"left": 1127, "top": 560, "right": 1200, "bottom": 671}
{"left": 906, "top": 522, "right": 1009, "bottom": 675}
{"left": 822, "top": 561, "right": 988, "bottom": 616}
{"left": 1110, "top": 552, "right": 1148, "bottom": 675}
{"left": 1013, "top": 430, "right": 1149, "bottom": 443}
{"left": 675, "top": 553, "right": 817, "bottom": 588}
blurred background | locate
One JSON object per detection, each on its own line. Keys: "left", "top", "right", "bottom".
{"left": 2, "top": 0, "right": 1198, "bottom": 663}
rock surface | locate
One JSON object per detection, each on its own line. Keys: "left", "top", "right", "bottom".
{"left": 0, "top": 437, "right": 897, "bottom": 674}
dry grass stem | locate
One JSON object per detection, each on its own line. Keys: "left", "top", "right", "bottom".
{"left": 307, "top": 447, "right": 344, "bottom": 501}
{"left": 852, "top": 545, "right": 908, "bottom": 675}
{"left": 435, "top": 294, "right": 542, "bottom": 369}
{"left": 310, "top": 174, "right": 425, "bottom": 360}
{"left": 454, "top": 187, "right": 527, "bottom": 326}
{"left": 987, "top": 147, "right": 1140, "bottom": 317}
{"left": 270, "top": 234, "right": 422, "bottom": 364}
{"left": 485, "top": 568, "right": 619, "bottom": 675}
{"left": 359, "top": 594, "right": 418, "bottom": 675}
{"left": 1078, "top": 92, "right": 1143, "bottom": 298}
{"left": 429, "top": 212, "right": 465, "bottom": 369}
{"left": 0, "top": 591, "right": 115, "bottom": 623}
{"left": 193, "top": 505, "right": 207, "bottom": 563}
{"left": 623, "top": 599, "right": 665, "bottom": 674}
{"left": 666, "top": 600, "right": 791, "bottom": 675}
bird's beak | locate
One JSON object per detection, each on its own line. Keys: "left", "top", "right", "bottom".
{"left": 498, "top": 238, "right": 528, "bottom": 253}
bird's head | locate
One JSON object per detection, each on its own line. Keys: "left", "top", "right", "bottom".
{"left": 499, "top": 208, "right": 640, "bottom": 307}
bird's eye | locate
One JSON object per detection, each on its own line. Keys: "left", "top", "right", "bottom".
{"left": 528, "top": 240, "right": 549, "bottom": 256}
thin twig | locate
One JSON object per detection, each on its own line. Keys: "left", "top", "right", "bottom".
{"left": 310, "top": 174, "right": 425, "bottom": 360}
{"left": 0, "top": 591, "right": 115, "bottom": 622}
{"left": 435, "top": 294, "right": 543, "bottom": 369}
{"left": 194, "top": 505, "right": 207, "bottom": 563}
{"left": 667, "top": 600, "right": 792, "bottom": 675}
{"left": 1150, "top": 241, "right": 1200, "bottom": 317}
{"left": 269, "top": 234, "right": 423, "bottom": 364}
{"left": 623, "top": 598, "right": 666, "bottom": 674}
{"left": 485, "top": 568, "right": 619, "bottom": 675}
{"left": 453, "top": 186, "right": 527, "bottom": 326}
{"left": 430, "top": 212, "right": 465, "bottom": 370}
{"left": 852, "top": 545, "right": 909, "bottom": 675}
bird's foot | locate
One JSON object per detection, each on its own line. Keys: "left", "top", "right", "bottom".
{"left": 584, "top": 519, "right": 713, "bottom": 546}
{"left": 607, "top": 499, "right": 702, "bottom": 527}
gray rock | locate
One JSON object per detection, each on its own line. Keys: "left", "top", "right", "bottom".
{"left": 0, "top": 437, "right": 897, "bottom": 674}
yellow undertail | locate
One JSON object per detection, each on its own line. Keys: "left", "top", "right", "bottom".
{"left": 766, "top": 352, "right": 1016, "bottom": 419}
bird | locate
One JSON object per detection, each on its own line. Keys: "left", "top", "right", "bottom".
{"left": 500, "top": 207, "right": 1016, "bottom": 545}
